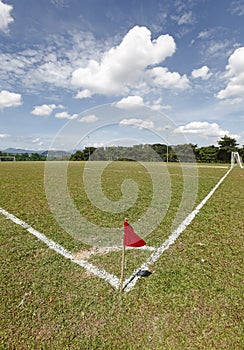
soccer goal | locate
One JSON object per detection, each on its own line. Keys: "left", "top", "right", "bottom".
{"left": 231, "top": 152, "right": 243, "bottom": 169}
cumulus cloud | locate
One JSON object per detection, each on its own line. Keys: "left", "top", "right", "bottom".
{"left": 71, "top": 26, "right": 177, "bottom": 95}
{"left": 146, "top": 67, "right": 190, "bottom": 89}
{"left": 0, "top": 26, "right": 186, "bottom": 98}
{"left": 174, "top": 121, "right": 236, "bottom": 138}
{"left": 216, "top": 47, "right": 244, "bottom": 100}
{"left": 75, "top": 89, "right": 92, "bottom": 99}
{"left": 191, "top": 65, "right": 212, "bottom": 80}
{"left": 119, "top": 118, "right": 154, "bottom": 130}
{"left": 79, "top": 114, "right": 98, "bottom": 123}
{"left": 31, "top": 104, "right": 64, "bottom": 116}
{"left": 115, "top": 96, "right": 145, "bottom": 110}
{"left": 0, "top": 90, "right": 22, "bottom": 108}
{"left": 55, "top": 111, "right": 78, "bottom": 120}
{"left": 0, "top": 0, "right": 14, "bottom": 34}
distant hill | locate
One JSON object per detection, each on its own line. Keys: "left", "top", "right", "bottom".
{"left": 3, "top": 148, "right": 44, "bottom": 154}
{"left": 2, "top": 148, "right": 71, "bottom": 158}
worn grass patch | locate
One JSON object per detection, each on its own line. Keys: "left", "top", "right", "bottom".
{"left": 0, "top": 162, "right": 243, "bottom": 349}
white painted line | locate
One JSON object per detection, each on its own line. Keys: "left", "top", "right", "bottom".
{"left": 0, "top": 207, "right": 120, "bottom": 290}
{"left": 123, "top": 167, "right": 232, "bottom": 292}
{"left": 92, "top": 245, "right": 156, "bottom": 253}
{"left": 129, "top": 245, "right": 156, "bottom": 251}
{"left": 1, "top": 167, "right": 232, "bottom": 293}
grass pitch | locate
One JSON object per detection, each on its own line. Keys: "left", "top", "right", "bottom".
{"left": 0, "top": 161, "right": 243, "bottom": 349}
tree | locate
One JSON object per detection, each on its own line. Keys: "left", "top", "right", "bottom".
{"left": 217, "top": 135, "right": 238, "bottom": 163}
{"left": 197, "top": 145, "right": 218, "bottom": 163}
{"left": 70, "top": 150, "right": 84, "bottom": 161}
{"left": 16, "top": 153, "right": 30, "bottom": 161}
{"left": 172, "top": 144, "right": 196, "bottom": 162}
{"left": 151, "top": 143, "right": 174, "bottom": 161}
{"left": 239, "top": 145, "right": 244, "bottom": 161}
{"left": 83, "top": 147, "right": 96, "bottom": 160}
{"left": 30, "top": 152, "right": 44, "bottom": 161}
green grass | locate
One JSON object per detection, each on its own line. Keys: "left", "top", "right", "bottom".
{"left": 0, "top": 161, "right": 243, "bottom": 349}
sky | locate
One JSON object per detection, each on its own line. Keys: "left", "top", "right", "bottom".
{"left": 0, "top": 0, "right": 244, "bottom": 151}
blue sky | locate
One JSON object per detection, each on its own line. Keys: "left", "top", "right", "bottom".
{"left": 0, "top": 0, "right": 244, "bottom": 151}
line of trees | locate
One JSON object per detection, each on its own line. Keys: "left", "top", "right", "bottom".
{"left": 70, "top": 136, "right": 244, "bottom": 163}
{"left": 0, "top": 152, "right": 47, "bottom": 161}
{"left": 1, "top": 136, "right": 243, "bottom": 163}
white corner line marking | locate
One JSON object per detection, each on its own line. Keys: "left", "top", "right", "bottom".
{"left": 123, "top": 167, "right": 232, "bottom": 292}
{"left": 0, "top": 207, "right": 120, "bottom": 290}
{"left": 1, "top": 167, "right": 232, "bottom": 293}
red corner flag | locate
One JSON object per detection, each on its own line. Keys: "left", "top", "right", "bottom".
{"left": 123, "top": 218, "right": 146, "bottom": 247}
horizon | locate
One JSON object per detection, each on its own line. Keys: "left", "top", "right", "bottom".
{"left": 1, "top": 135, "right": 242, "bottom": 155}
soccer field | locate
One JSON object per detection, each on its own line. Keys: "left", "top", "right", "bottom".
{"left": 0, "top": 161, "right": 243, "bottom": 349}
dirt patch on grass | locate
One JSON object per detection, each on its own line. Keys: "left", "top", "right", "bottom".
{"left": 73, "top": 246, "right": 121, "bottom": 260}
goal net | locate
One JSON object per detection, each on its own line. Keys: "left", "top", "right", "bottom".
{"left": 231, "top": 152, "right": 243, "bottom": 169}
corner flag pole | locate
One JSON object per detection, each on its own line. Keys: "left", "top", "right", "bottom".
{"left": 119, "top": 245, "right": 125, "bottom": 292}
{"left": 119, "top": 218, "right": 146, "bottom": 292}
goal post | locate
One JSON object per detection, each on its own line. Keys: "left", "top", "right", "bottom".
{"left": 231, "top": 152, "right": 243, "bottom": 169}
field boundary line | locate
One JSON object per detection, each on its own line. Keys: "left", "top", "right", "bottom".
{"left": 1, "top": 167, "right": 232, "bottom": 293}
{"left": 0, "top": 207, "right": 120, "bottom": 289}
{"left": 123, "top": 167, "right": 232, "bottom": 292}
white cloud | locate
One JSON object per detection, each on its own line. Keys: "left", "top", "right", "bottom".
{"left": 177, "top": 11, "right": 194, "bottom": 25}
{"left": 115, "top": 96, "right": 145, "bottom": 110}
{"left": 71, "top": 26, "right": 176, "bottom": 95}
{"left": 191, "top": 65, "right": 212, "bottom": 80}
{"left": 151, "top": 103, "right": 172, "bottom": 111}
{"left": 197, "top": 29, "right": 213, "bottom": 40}
{"left": 0, "top": 90, "right": 22, "bottom": 108}
{"left": 204, "top": 40, "right": 236, "bottom": 59}
{"left": 0, "top": 0, "right": 14, "bottom": 34}
{"left": 195, "top": 28, "right": 238, "bottom": 61}
{"left": 220, "top": 97, "right": 243, "bottom": 105}
{"left": 75, "top": 89, "right": 92, "bottom": 99}
{"left": 0, "top": 26, "right": 184, "bottom": 98}
{"left": 0, "top": 30, "right": 100, "bottom": 93}
{"left": 55, "top": 111, "right": 78, "bottom": 120}
{"left": 230, "top": 0, "right": 244, "bottom": 16}
{"left": 216, "top": 47, "right": 244, "bottom": 99}
{"left": 51, "top": 0, "right": 69, "bottom": 8}
{"left": 174, "top": 121, "right": 237, "bottom": 138}
{"left": 0, "top": 133, "right": 9, "bottom": 138}
{"left": 32, "top": 138, "right": 43, "bottom": 146}
{"left": 119, "top": 118, "right": 154, "bottom": 130}
{"left": 149, "top": 97, "right": 172, "bottom": 111}
{"left": 31, "top": 104, "right": 64, "bottom": 116}
{"left": 146, "top": 67, "right": 190, "bottom": 89}
{"left": 79, "top": 114, "right": 98, "bottom": 123}
{"left": 27, "top": 60, "right": 74, "bottom": 90}
{"left": 171, "top": 0, "right": 195, "bottom": 28}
